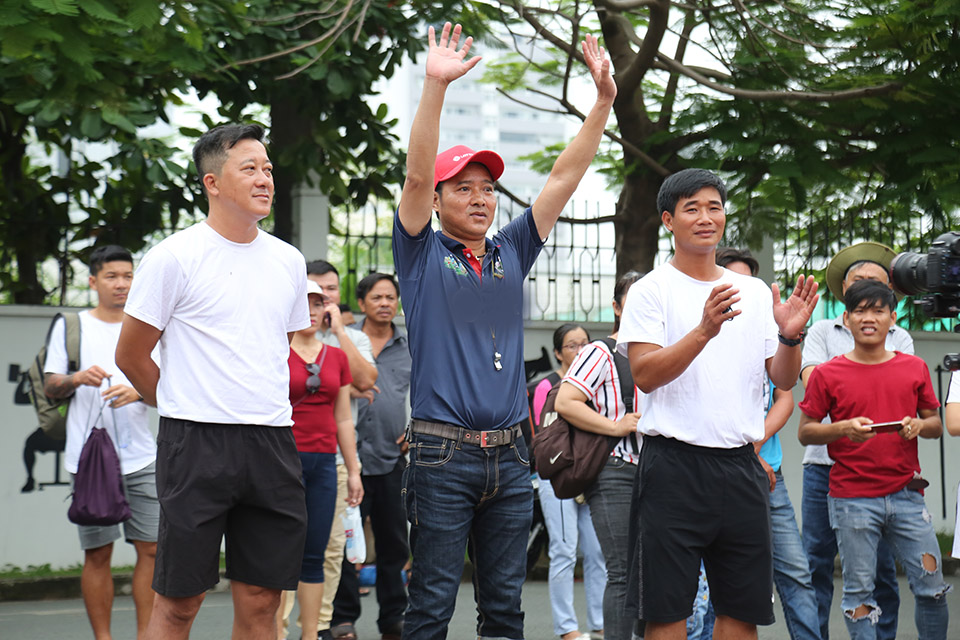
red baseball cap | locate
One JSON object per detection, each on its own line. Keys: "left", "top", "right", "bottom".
{"left": 434, "top": 145, "right": 505, "bottom": 188}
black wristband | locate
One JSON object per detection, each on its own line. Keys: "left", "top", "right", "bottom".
{"left": 778, "top": 330, "right": 805, "bottom": 347}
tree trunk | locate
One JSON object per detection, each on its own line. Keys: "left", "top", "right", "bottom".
{"left": 269, "top": 97, "right": 311, "bottom": 243}
{"left": 613, "top": 170, "right": 663, "bottom": 278}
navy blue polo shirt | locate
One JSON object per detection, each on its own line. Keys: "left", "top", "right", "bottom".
{"left": 393, "top": 207, "right": 544, "bottom": 431}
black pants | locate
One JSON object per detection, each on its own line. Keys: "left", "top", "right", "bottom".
{"left": 332, "top": 459, "right": 409, "bottom": 632}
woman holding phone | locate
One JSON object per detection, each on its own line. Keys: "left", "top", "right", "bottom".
{"left": 280, "top": 280, "right": 363, "bottom": 640}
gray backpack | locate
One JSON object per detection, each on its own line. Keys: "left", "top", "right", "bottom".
{"left": 16, "top": 313, "right": 81, "bottom": 440}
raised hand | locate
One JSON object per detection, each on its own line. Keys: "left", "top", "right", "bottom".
{"left": 425, "top": 22, "right": 481, "bottom": 85}
{"left": 771, "top": 275, "right": 819, "bottom": 339}
{"left": 582, "top": 34, "right": 617, "bottom": 103}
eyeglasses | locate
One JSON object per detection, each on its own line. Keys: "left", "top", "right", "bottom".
{"left": 561, "top": 342, "right": 589, "bottom": 352}
{"left": 305, "top": 363, "right": 321, "bottom": 394}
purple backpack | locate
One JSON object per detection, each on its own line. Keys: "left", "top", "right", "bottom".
{"left": 68, "top": 427, "right": 131, "bottom": 526}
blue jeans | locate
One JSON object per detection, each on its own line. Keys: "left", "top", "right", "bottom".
{"left": 585, "top": 456, "right": 637, "bottom": 640}
{"left": 401, "top": 431, "right": 533, "bottom": 640}
{"left": 539, "top": 476, "right": 605, "bottom": 636}
{"left": 687, "top": 563, "right": 711, "bottom": 638}
{"left": 299, "top": 451, "right": 337, "bottom": 583}
{"left": 803, "top": 463, "right": 900, "bottom": 640}
{"left": 829, "top": 489, "right": 950, "bottom": 640}
{"left": 770, "top": 470, "right": 820, "bottom": 640}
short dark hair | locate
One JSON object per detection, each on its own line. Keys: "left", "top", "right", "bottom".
{"left": 306, "top": 259, "right": 339, "bottom": 279}
{"left": 613, "top": 270, "right": 645, "bottom": 331}
{"left": 193, "top": 124, "right": 266, "bottom": 191}
{"left": 716, "top": 247, "right": 759, "bottom": 276}
{"left": 657, "top": 168, "right": 727, "bottom": 216}
{"left": 89, "top": 245, "right": 132, "bottom": 276}
{"left": 356, "top": 273, "right": 399, "bottom": 301}
{"left": 552, "top": 323, "right": 590, "bottom": 364}
{"left": 844, "top": 279, "right": 897, "bottom": 314}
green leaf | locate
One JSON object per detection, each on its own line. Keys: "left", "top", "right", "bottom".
{"left": 101, "top": 107, "right": 136, "bottom": 133}
{"left": 78, "top": 0, "right": 123, "bottom": 23}
{"left": 126, "top": 0, "right": 161, "bottom": 29}
{"left": 0, "top": 0, "right": 30, "bottom": 26}
{"left": 79, "top": 109, "right": 108, "bottom": 139}
{"left": 14, "top": 99, "right": 43, "bottom": 115}
{"left": 29, "top": 0, "right": 79, "bottom": 16}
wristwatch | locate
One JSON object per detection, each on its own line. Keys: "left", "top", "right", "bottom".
{"left": 777, "top": 330, "right": 805, "bottom": 347}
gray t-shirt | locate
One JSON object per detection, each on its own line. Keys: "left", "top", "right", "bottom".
{"left": 800, "top": 315, "right": 914, "bottom": 465}
{"left": 351, "top": 320, "right": 412, "bottom": 475}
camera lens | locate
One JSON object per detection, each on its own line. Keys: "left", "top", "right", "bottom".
{"left": 890, "top": 252, "right": 928, "bottom": 295}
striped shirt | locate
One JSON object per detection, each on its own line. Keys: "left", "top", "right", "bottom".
{"left": 562, "top": 340, "right": 642, "bottom": 464}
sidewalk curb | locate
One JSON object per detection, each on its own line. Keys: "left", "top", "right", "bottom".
{"left": 0, "top": 570, "right": 231, "bottom": 602}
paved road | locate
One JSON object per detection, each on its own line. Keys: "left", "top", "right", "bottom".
{"left": 2, "top": 575, "right": 958, "bottom": 639}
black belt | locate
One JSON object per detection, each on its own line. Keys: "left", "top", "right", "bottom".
{"left": 409, "top": 419, "right": 521, "bottom": 448}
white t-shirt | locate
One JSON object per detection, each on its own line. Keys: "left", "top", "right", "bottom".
{"left": 617, "top": 263, "right": 778, "bottom": 448}
{"left": 45, "top": 311, "right": 157, "bottom": 475}
{"left": 124, "top": 222, "right": 311, "bottom": 426}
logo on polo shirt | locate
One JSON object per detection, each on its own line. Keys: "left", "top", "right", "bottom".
{"left": 443, "top": 255, "right": 468, "bottom": 276}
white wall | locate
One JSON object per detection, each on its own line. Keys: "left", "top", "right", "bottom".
{"left": 2, "top": 308, "right": 958, "bottom": 570}
{"left": 0, "top": 305, "right": 158, "bottom": 570}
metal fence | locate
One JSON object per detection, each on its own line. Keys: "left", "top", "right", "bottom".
{"left": 328, "top": 197, "right": 636, "bottom": 323}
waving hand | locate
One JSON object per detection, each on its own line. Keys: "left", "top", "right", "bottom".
{"left": 425, "top": 22, "right": 481, "bottom": 85}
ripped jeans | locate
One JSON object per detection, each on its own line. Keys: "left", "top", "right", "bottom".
{"left": 829, "top": 488, "right": 951, "bottom": 640}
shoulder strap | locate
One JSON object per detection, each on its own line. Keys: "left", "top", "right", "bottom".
{"left": 62, "top": 312, "right": 81, "bottom": 373}
{"left": 597, "top": 337, "right": 635, "bottom": 412}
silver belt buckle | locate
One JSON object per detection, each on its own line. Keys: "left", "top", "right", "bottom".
{"left": 479, "top": 430, "right": 495, "bottom": 447}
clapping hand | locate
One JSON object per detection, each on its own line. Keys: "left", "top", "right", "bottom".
{"left": 772, "top": 275, "right": 819, "bottom": 339}
{"left": 425, "top": 22, "right": 481, "bottom": 85}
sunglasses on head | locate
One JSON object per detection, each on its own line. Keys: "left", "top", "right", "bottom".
{"left": 305, "top": 363, "right": 321, "bottom": 394}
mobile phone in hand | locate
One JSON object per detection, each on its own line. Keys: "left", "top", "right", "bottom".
{"left": 870, "top": 421, "right": 903, "bottom": 433}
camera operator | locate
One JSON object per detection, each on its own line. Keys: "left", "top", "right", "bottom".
{"left": 799, "top": 242, "right": 911, "bottom": 640}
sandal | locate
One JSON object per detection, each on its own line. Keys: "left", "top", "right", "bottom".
{"left": 330, "top": 622, "right": 358, "bottom": 640}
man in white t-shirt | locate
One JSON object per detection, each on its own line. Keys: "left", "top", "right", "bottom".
{"left": 116, "top": 123, "right": 311, "bottom": 640}
{"left": 617, "top": 168, "right": 818, "bottom": 640}
{"left": 44, "top": 244, "right": 159, "bottom": 639}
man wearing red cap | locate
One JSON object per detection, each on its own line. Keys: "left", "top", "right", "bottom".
{"left": 392, "top": 21, "right": 616, "bottom": 640}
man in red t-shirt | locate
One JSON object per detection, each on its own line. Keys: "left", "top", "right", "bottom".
{"left": 798, "top": 279, "right": 950, "bottom": 639}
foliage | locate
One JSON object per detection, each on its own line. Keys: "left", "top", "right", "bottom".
{"left": 0, "top": 0, "right": 227, "bottom": 303}
{"left": 481, "top": 0, "right": 960, "bottom": 316}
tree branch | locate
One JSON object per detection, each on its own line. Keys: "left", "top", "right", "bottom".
{"left": 732, "top": 0, "right": 828, "bottom": 49}
{"left": 222, "top": 0, "right": 357, "bottom": 72}
{"left": 605, "top": 0, "right": 671, "bottom": 90}
{"left": 654, "top": 53, "right": 901, "bottom": 101}
{"left": 658, "top": 7, "right": 697, "bottom": 126}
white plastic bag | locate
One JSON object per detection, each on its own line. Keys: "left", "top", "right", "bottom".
{"left": 342, "top": 505, "right": 366, "bottom": 564}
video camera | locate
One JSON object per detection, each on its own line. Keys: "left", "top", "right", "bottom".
{"left": 890, "top": 231, "right": 960, "bottom": 371}
{"left": 890, "top": 231, "right": 960, "bottom": 319}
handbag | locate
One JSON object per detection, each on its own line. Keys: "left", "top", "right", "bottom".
{"left": 531, "top": 337, "right": 633, "bottom": 500}
{"left": 68, "top": 400, "right": 131, "bottom": 526}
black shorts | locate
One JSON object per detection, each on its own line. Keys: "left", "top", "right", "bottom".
{"left": 153, "top": 418, "right": 307, "bottom": 597}
{"left": 631, "top": 435, "right": 773, "bottom": 625}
